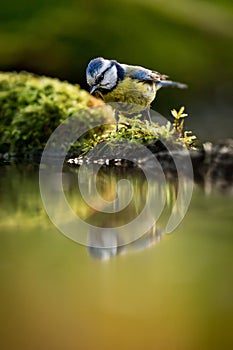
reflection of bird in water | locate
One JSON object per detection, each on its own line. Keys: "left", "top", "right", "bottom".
{"left": 86, "top": 57, "right": 187, "bottom": 130}
{"left": 87, "top": 225, "right": 162, "bottom": 260}
{"left": 88, "top": 229, "right": 120, "bottom": 260}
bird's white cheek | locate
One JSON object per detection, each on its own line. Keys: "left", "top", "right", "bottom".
{"left": 101, "top": 66, "right": 118, "bottom": 89}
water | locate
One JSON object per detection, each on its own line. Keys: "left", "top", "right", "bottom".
{"left": 0, "top": 163, "right": 233, "bottom": 350}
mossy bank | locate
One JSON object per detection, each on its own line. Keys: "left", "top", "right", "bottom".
{"left": 0, "top": 71, "right": 111, "bottom": 156}
{"left": 0, "top": 71, "right": 196, "bottom": 158}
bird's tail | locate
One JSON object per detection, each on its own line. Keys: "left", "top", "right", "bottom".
{"left": 156, "top": 80, "right": 188, "bottom": 90}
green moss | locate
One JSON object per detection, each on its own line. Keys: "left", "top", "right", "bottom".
{"left": 0, "top": 72, "right": 197, "bottom": 158}
{"left": 77, "top": 107, "right": 197, "bottom": 159}
{"left": 0, "top": 71, "right": 107, "bottom": 155}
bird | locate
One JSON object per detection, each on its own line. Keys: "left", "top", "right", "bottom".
{"left": 86, "top": 57, "right": 187, "bottom": 131}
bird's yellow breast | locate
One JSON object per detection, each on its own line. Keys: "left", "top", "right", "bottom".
{"left": 99, "top": 77, "right": 156, "bottom": 113}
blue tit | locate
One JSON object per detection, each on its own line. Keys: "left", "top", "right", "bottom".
{"left": 86, "top": 57, "right": 187, "bottom": 131}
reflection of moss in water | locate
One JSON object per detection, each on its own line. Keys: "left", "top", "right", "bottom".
{"left": 65, "top": 165, "right": 183, "bottom": 230}
{"left": 0, "top": 164, "right": 44, "bottom": 227}
{"left": 1, "top": 165, "right": 233, "bottom": 348}
{"left": 0, "top": 163, "right": 182, "bottom": 233}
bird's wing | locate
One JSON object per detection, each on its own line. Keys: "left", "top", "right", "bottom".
{"left": 150, "top": 70, "right": 168, "bottom": 81}
{"left": 123, "top": 64, "right": 168, "bottom": 82}
{"left": 156, "top": 80, "right": 188, "bottom": 90}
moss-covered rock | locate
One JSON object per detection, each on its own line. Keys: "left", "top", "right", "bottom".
{"left": 0, "top": 72, "right": 197, "bottom": 158}
{"left": 69, "top": 107, "right": 197, "bottom": 161}
{"left": 0, "top": 71, "right": 109, "bottom": 155}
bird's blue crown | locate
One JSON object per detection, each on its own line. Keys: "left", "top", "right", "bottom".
{"left": 86, "top": 57, "right": 105, "bottom": 77}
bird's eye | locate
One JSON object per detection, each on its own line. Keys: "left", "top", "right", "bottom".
{"left": 96, "top": 73, "right": 104, "bottom": 84}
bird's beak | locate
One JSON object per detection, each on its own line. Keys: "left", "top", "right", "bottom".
{"left": 90, "top": 85, "right": 98, "bottom": 95}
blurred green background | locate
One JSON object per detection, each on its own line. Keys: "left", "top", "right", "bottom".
{"left": 0, "top": 0, "right": 233, "bottom": 140}
{"left": 1, "top": 3, "right": 233, "bottom": 348}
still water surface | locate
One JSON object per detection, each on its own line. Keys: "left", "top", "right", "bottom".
{"left": 0, "top": 163, "right": 233, "bottom": 350}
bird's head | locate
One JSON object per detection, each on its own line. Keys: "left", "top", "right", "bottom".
{"left": 86, "top": 57, "right": 119, "bottom": 96}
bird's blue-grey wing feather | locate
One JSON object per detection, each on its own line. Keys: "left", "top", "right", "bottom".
{"left": 156, "top": 80, "right": 188, "bottom": 90}
{"left": 122, "top": 64, "right": 186, "bottom": 89}
{"left": 132, "top": 69, "right": 155, "bottom": 81}
{"left": 124, "top": 65, "right": 167, "bottom": 82}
